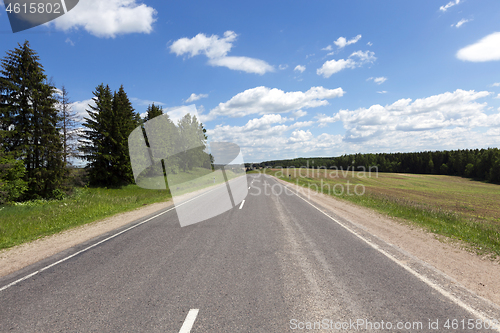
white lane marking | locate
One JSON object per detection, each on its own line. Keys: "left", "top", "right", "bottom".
{"left": 239, "top": 200, "right": 245, "bottom": 210}
{"left": 60, "top": 0, "right": 68, "bottom": 13}
{"left": 275, "top": 178, "right": 500, "bottom": 331}
{"left": 179, "top": 309, "right": 199, "bottom": 333}
{"left": 0, "top": 186, "right": 222, "bottom": 293}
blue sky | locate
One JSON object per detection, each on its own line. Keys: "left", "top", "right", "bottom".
{"left": 1, "top": 0, "right": 500, "bottom": 163}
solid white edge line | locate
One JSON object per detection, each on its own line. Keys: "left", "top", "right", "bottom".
{"left": 275, "top": 179, "right": 500, "bottom": 332}
{"left": 60, "top": 0, "right": 68, "bottom": 13}
{"left": 179, "top": 309, "right": 199, "bottom": 333}
{"left": 0, "top": 185, "right": 223, "bottom": 293}
{"left": 239, "top": 200, "right": 245, "bottom": 210}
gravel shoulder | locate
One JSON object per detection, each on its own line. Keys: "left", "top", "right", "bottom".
{"left": 0, "top": 201, "right": 173, "bottom": 278}
{"left": 274, "top": 176, "right": 500, "bottom": 307}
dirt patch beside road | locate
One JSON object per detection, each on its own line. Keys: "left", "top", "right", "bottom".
{"left": 274, "top": 177, "right": 500, "bottom": 307}
{"left": 0, "top": 201, "right": 172, "bottom": 278}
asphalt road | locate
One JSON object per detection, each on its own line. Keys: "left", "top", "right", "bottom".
{"left": 1, "top": 174, "right": 499, "bottom": 332}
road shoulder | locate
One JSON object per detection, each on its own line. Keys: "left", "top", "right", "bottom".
{"left": 0, "top": 201, "right": 173, "bottom": 278}
{"left": 273, "top": 176, "right": 500, "bottom": 307}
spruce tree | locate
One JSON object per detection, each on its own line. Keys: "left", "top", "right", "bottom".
{"left": 79, "top": 84, "right": 139, "bottom": 187}
{"left": 145, "top": 103, "right": 163, "bottom": 121}
{"left": 0, "top": 40, "right": 65, "bottom": 199}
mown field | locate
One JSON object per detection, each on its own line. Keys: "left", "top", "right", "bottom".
{"left": 262, "top": 168, "right": 500, "bottom": 258}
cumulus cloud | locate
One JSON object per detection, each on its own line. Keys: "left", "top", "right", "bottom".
{"left": 294, "top": 65, "right": 306, "bottom": 73}
{"left": 206, "top": 86, "right": 344, "bottom": 120}
{"left": 333, "top": 89, "right": 493, "bottom": 143}
{"left": 452, "top": 19, "right": 470, "bottom": 28}
{"left": 440, "top": 0, "right": 461, "bottom": 12}
{"left": 333, "top": 35, "right": 362, "bottom": 49}
{"left": 170, "top": 31, "right": 274, "bottom": 74}
{"left": 322, "top": 45, "right": 333, "bottom": 51}
{"left": 72, "top": 98, "right": 97, "bottom": 122}
{"left": 292, "top": 110, "right": 307, "bottom": 118}
{"left": 317, "top": 50, "right": 376, "bottom": 78}
{"left": 207, "top": 114, "right": 342, "bottom": 161}
{"left": 492, "top": 83, "right": 500, "bottom": 87}
{"left": 315, "top": 113, "right": 338, "bottom": 128}
{"left": 50, "top": 0, "right": 157, "bottom": 38}
{"left": 185, "top": 93, "right": 208, "bottom": 103}
{"left": 279, "top": 64, "right": 289, "bottom": 70}
{"left": 457, "top": 32, "right": 500, "bottom": 62}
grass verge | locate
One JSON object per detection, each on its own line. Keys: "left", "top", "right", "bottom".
{"left": 260, "top": 169, "right": 500, "bottom": 258}
{"left": 0, "top": 185, "right": 171, "bottom": 250}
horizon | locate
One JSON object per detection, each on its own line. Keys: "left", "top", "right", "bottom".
{"left": 1, "top": 0, "right": 499, "bottom": 163}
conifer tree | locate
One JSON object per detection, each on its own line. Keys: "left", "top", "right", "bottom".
{"left": 79, "top": 84, "right": 139, "bottom": 187}
{"left": 0, "top": 40, "right": 65, "bottom": 199}
{"left": 145, "top": 103, "right": 163, "bottom": 121}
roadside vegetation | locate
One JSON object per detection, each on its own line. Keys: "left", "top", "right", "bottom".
{"left": 0, "top": 42, "right": 210, "bottom": 250}
{"left": 264, "top": 168, "right": 500, "bottom": 258}
{"left": 0, "top": 184, "right": 170, "bottom": 250}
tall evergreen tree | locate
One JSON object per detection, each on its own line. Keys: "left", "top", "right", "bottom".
{"left": 79, "top": 84, "right": 139, "bottom": 187}
{"left": 145, "top": 103, "right": 163, "bottom": 121}
{"left": 0, "top": 40, "right": 65, "bottom": 199}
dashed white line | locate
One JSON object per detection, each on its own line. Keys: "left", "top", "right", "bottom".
{"left": 179, "top": 309, "right": 199, "bottom": 333}
{"left": 239, "top": 200, "right": 245, "bottom": 209}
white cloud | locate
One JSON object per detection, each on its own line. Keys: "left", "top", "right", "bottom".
{"left": 440, "top": 0, "right": 461, "bottom": 12}
{"left": 333, "top": 35, "right": 362, "bottom": 49}
{"left": 65, "top": 38, "right": 75, "bottom": 46}
{"left": 492, "top": 83, "right": 500, "bottom": 87}
{"left": 294, "top": 65, "right": 306, "bottom": 73}
{"left": 367, "top": 76, "right": 387, "bottom": 85}
{"left": 315, "top": 113, "right": 338, "bottom": 128}
{"left": 208, "top": 56, "right": 274, "bottom": 75}
{"left": 452, "top": 19, "right": 470, "bottom": 28}
{"left": 494, "top": 93, "right": 500, "bottom": 99}
{"left": 457, "top": 32, "right": 500, "bottom": 62}
{"left": 170, "top": 31, "right": 274, "bottom": 75}
{"left": 72, "top": 99, "right": 97, "bottom": 122}
{"left": 292, "top": 110, "right": 307, "bottom": 118}
{"left": 377, "top": 91, "right": 388, "bottom": 94}
{"left": 317, "top": 50, "right": 376, "bottom": 78}
{"left": 317, "top": 59, "right": 356, "bottom": 78}
{"left": 206, "top": 86, "right": 344, "bottom": 120}
{"left": 279, "top": 64, "right": 288, "bottom": 70}
{"left": 185, "top": 93, "right": 208, "bottom": 103}
{"left": 334, "top": 89, "right": 492, "bottom": 143}
{"left": 50, "top": 0, "right": 157, "bottom": 38}
{"left": 322, "top": 45, "right": 333, "bottom": 51}
{"left": 207, "top": 115, "right": 342, "bottom": 161}
{"left": 367, "top": 42, "right": 373, "bottom": 46}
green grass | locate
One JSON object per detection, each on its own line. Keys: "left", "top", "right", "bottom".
{"left": 261, "top": 168, "right": 500, "bottom": 258}
{"left": 0, "top": 185, "right": 171, "bottom": 250}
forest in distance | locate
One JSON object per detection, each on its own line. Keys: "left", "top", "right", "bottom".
{"left": 247, "top": 148, "right": 500, "bottom": 184}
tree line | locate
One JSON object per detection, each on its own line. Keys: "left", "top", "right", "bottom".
{"left": 248, "top": 148, "right": 500, "bottom": 183}
{"left": 0, "top": 41, "right": 208, "bottom": 204}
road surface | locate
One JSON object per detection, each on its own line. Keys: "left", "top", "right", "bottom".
{"left": 1, "top": 174, "right": 499, "bottom": 332}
